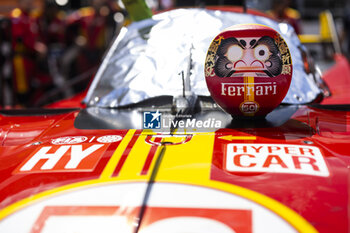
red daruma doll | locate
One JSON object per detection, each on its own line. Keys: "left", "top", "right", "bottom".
{"left": 205, "top": 24, "right": 292, "bottom": 118}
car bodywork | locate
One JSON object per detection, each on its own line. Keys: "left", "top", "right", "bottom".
{"left": 1, "top": 7, "right": 350, "bottom": 233}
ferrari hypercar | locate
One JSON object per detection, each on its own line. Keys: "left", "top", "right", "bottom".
{"left": 1, "top": 6, "right": 350, "bottom": 233}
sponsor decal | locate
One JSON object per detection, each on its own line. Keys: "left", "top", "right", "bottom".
{"left": 221, "top": 82, "right": 277, "bottom": 97}
{"left": 225, "top": 144, "right": 329, "bottom": 177}
{"left": 51, "top": 136, "right": 88, "bottom": 145}
{"left": 97, "top": 135, "right": 122, "bottom": 143}
{"left": 14, "top": 143, "right": 109, "bottom": 173}
{"left": 15, "top": 135, "right": 124, "bottom": 173}
{"left": 51, "top": 135, "right": 123, "bottom": 145}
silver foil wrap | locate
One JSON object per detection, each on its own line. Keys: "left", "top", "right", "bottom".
{"left": 85, "top": 8, "right": 321, "bottom": 107}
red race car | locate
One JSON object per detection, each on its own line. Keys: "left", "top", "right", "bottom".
{"left": 0, "top": 5, "right": 349, "bottom": 233}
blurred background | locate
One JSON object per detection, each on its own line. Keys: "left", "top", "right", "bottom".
{"left": 0, "top": 0, "right": 349, "bottom": 108}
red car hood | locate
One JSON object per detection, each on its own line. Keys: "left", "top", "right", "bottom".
{"left": 0, "top": 106, "right": 349, "bottom": 233}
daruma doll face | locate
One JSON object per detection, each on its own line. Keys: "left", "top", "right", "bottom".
{"left": 205, "top": 24, "right": 292, "bottom": 118}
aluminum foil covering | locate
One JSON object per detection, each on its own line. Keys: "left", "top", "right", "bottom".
{"left": 85, "top": 8, "right": 321, "bottom": 107}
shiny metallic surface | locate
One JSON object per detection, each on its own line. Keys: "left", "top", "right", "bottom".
{"left": 85, "top": 8, "right": 321, "bottom": 108}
